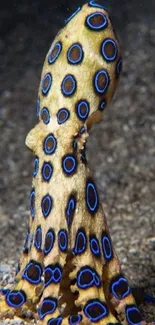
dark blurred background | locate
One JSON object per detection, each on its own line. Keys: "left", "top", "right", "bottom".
{"left": 0, "top": 0, "right": 155, "bottom": 93}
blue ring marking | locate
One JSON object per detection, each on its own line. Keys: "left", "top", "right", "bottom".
{"left": 6, "top": 290, "right": 26, "bottom": 308}
{"left": 57, "top": 108, "right": 70, "bottom": 125}
{"left": 34, "top": 226, "right": 42, "bottom": 250}
{"left": 76, "top": 100, "right": 90, "bottom": 121}
{"left": 48, "top": 316, "right": 63, "bottom": 325}
{"left": 98, "top": 99, "right": 107, "bottom": 111}
{"left": 77, "top": 266, "right": 101, "bottom": 289}
{"left": 65, "top": 7, "right": 81, "bottom": 24}
{"left": 101, "top": 38, "right": 118, "bottom": 62}
{"left": 58, "top": 229, "right": 68, "bottom": 252}
{"left": 23, "top": 231, "right": 30, "bottom": 253}
{"left": 38, "top": 297, "right": 57, "bottom": 320}
{"left": 42, "top": 162, "right": 53, "bottom": 182}
{"left": 80, "top": 126, "right": 86, "bottom": 134}
{"left": 73, "top": 229, "right": 87, "bottom": 255}
{"left": 61, "top": 74, "right": 77, "bottom": 97}
{"left": 67, "top": 43, "right": 83, "bottom": 65}
{"left": 101, "top": 232, "right": 113, "bottom": 261}
{"left": 65, "top": 194, "right": 76, "bottom": 228}
{"left": 62, "top": 154, "right": 77, "bottom": 175}
{"left": 110, "top": 275, "right": 130, "bottom": 299}
{"left": 33, "top": 156, "right": 39, "bottom": 177}
{"left": 94, "top": 274, "right": 101, "bottom": 287}
{"left": 0, "top": 288, "right": 9, "bottom": 296}
{"left": 116, "top": 58, "right": 122, "bottom": 77}
{"left": 94, "top": 69, "right": 109, "bottom": 94}
{"left": 86, "top": 179, "right": 99, "bottom": 214}
{"left": 88, "top": 1, "right": 106, "bottom": 9}
{"left": 43, "top": 133, "right": 57, "bottom": 155}
{"left": 41, "top": 107, "right": 50, "bottom": 124}
{"left": 30, "top": 188, "right": 35, "bottom": 218}
{"left": 125, "top": 305, "right": 143, "bottom": 325}
{"left": 90, "top": 235, "right": 101, "bottom": 257}
{"left": 144, "top": 294, "right": 155, "bottom": 303}
{"left": 23, "top": 261, "right": 43, "bottom": 285}
{"left": 86, "top": 12, "right": 108, "bottom": 31}
{"left": 36, "top": 98, "right": 40, "bottom": 117}
{"left": 84, "top": 299, "right": 108, "bottom": 322}
{"left": 69, "top": 314, "right": 82, "bottom": 325}
{"left": 48, "top": 42, "right": 62, "bottom": 64}
{"left": 41, "top": 194, "right": 53, "bottom": 218}
{"left": 42, "top": 73, "right": 52, "bottom": 95}
{"left": 45, "top": 264, "right": 62, "bottom": 287}
{"left": 44, "top": 229, "right": 55, "bottom": 255}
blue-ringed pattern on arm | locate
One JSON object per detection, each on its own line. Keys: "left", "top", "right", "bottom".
{"left": 0, "top": 2, "right": 151, "bottom": 325}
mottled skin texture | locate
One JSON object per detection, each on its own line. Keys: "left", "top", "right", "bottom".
{"left": 0, "top": 2, "right": 152, "bottom": 325}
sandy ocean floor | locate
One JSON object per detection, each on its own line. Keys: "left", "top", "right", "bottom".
{"left": 0, "top": 0, "right": 155, "bottom": 323}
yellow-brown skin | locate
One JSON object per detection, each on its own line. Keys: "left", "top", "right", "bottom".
{"left": 0, "top": 3, "right": 151, "bottom": 325}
